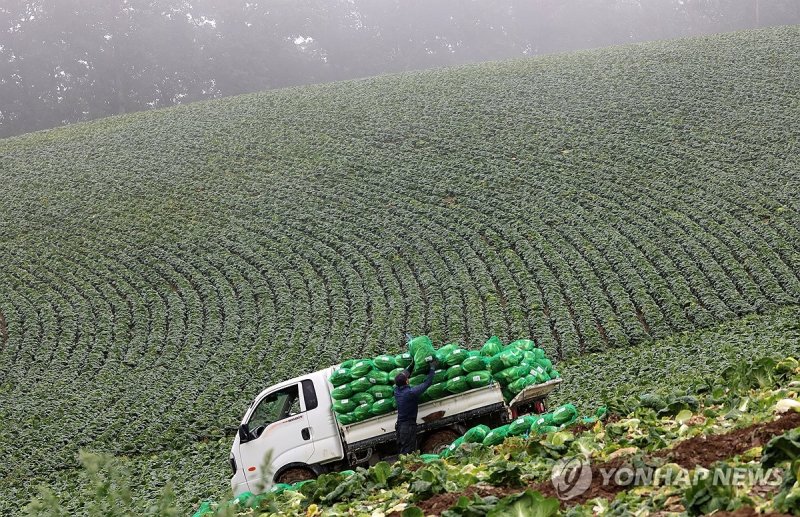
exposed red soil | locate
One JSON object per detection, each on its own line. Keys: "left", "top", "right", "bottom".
{"left": 653, "top": 411, "right": 800, "bottom": 468}
{"left": 530, "top": 456, "right": 628, "bottom": 505}
{"left": 414, "top": 485, "right": 517, "bottom": 515}
{"left": 403, "top": 462, "right": 425, "bottom": 473}
{"left": 412, "top": 412, "right": 800, "bottom": 515}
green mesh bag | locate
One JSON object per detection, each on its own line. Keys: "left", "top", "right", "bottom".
{"left": 367, "top": 370, "right": 389, "bottom": 386}
{"left": 409, "top": 335, "right": 433, "bottom": 355}
{"left": 350, "top": 360, "right": 374, "bottom": 378}
{"left": 489, "top": 348, "right": 523, "bottom": 373}
{"left": 536, "top": 370, "right": 551, "bottom": 383}
{"left": 461, "top": 355, "right": 486, "bottom": 373}
{"left": 538, "top": 357, "right": 553, "bottom": 370}
{"left": 394, "top": 353, "right": 413, "bottom": 369}
{"left": 426, "top": 382, "right": 449, "bottom": 400}
{"left": 445, "top": 365, "right": 463, "bottom": 380}
{"left": 493, "top": 366, "right": 521, "bottom": 385}
{"left": 552, "top": 404, "right": 578, "bottom": 425}
{"left": 333, "top": 399, "right": 356, "bottom": 413}
{"left": 463, "top": 424, "right": 491, "bottom": 444}
{"left": 532, "top": 348, "right": 546, "bottom": 360}
{"left": 370, "top": 398, "right": 396, "bottom": 416}
{"left": 508, "top": 415, "right": 537, "bottom": 436}
{"left": 368, "top": 384, "right": 394, "bottom": 400}
{"left": 550, "top": 369, "right": 561, "bottom": 379}
{"left": 435, "top": 343, "right": 458, "bottom": 363}
{"left": 445, "top": 348, "right": 468, "bottom": 366}
{"left": 351, "top": 392, "right": 375, "bottom": 406}
{"left": 269, "top": 483, "right": 292, "bottom": 495}
{"left": 329, "top": 368, "right": 352, "bottom": 387}
{"left": 533, "top": 413, "right": 555, "bottom": 428}
{"left": 441, "top": 436, "right": 465, "bottom": 458}
{"left": 501, "top": 387, "right": 514, "bottom": 402}
{"left": 340, "top": 359, "right": 356, "bottom": 369}
{"left": 336, "top": 413, "right": 355, "bottom": 425}
{"left": 412, "top": 344, "right": 436, "bottom": 375}
{"left": 330, "top": 384, "right": 353, "bottom": 400}
{"left": 389, "top": 367, "right": 405, "bottom": 380}
{"left": 558, "top": 415, "right": 579, "bottom": 429}
{"left": 522, "top": 351, "right": 537, "bottom": 365}
{"left": 508, "top": 376, "right": 531, "bottom": 395}
{"left": 482, "top": 424, "right": 511, "bottom": 446}
{"left": 446, "top": 376, "right": 469, "bottom": 394}
{"left": 481, "top": 336, "right": 503, "bottom": 357}
{"left": 353, "top": 403, "right": 372, "bottom": 421}
{"left": 537, "top": 425, "right": 559, "bottom": 435}
{"left": 349, "top": 377, "right": 372, "bottom": 394}
{"left": 467, "top": 350, "right": 480, "bottom": 358}
{"left": 466, "top": 370, "right": 492, "bottom": 389}
{"left": 507, "top": 339, "right": 536, "bottom": 352}
{"left": 373, "top": 355, "right": 397, "bottom": 372}
{"left": 433, "top": 369, "right": 448, "bottom": 384}
{"left": 409, "top": 374, "right": 427, "bottom": 386}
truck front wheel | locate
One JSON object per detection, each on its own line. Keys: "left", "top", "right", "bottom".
{"left": 421, "top": 429, "right": 460, "bottom": 454}
{"left": 276, "top": 467, "right": 316, "bottom": 484}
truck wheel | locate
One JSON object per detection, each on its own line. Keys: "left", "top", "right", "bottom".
{"left": 421, "top": 429, "right": 460, "bottom": 454}
{"left": 276, "top": 467, "right": 315, "bottom": 484}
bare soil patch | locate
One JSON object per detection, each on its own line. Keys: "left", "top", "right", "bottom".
{"left": 411, "top": 412, "right": 800, "bottom": 514}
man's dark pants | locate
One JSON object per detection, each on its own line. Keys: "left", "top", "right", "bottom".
{"left": 396, "top": 421, "right": 418, "bottom": 454}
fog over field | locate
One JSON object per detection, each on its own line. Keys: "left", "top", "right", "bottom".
{"left": 2, "top": 0, "right": 799, "bottom": 138}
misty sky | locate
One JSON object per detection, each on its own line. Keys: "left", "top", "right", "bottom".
{"left": 2, "top": 0, "right": 799, "bottom": 138}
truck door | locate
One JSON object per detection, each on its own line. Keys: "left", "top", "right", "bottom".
{"left": 238, "top": 382, "right": 315, "bottom": 490}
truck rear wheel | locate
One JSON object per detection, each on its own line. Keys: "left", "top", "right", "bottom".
{"left": 276, "top": 467, "right": 315, "bottom": 484}
{"left": 421, "top": 429, "right": 460, "bottom": 454}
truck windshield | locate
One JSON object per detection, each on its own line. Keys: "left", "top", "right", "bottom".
{"left": 248, "top": 384, "right": 301, "bottom": 435}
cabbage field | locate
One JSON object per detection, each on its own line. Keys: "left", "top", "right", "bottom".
{"left": 1, "top": 25, "right": 799, "bottom": 513}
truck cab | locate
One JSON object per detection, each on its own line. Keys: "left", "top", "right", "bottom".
{"left": 230, "top": 368, "right": 344, "bottom": 494}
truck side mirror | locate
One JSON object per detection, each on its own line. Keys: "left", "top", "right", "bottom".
{"left": 238, "top": 423, "right": 252, "bottom": 444}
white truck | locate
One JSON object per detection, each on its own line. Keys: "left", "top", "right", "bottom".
{"left": 229, "top": 365, "right": 561, "bottom": 496}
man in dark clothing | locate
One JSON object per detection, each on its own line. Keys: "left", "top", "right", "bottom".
{"left": 394, "top": 360, "right": 436, "bottom": 454}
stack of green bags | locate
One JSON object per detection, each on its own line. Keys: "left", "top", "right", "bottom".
{"left": 410, "top": 336, "right": 494, "bottom": 403}
{"left": 441, "top": 403, "right": 589, "bottom": 457}
{"left": 329, "top": 335, "right": 560, "bottom": 425}
{"left": 329, "top": 353, "right": 413, "bottom": 425}
{"left": 484, "top": 337, "right": 560, "bottom": 401}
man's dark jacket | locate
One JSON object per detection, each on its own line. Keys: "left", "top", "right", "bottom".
{"left": 394, "top": 367, "right": 435, "bottom": 424}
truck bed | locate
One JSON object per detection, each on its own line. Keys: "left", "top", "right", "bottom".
{"left": 341, "top": 382, "right": 506, "bottom": 447}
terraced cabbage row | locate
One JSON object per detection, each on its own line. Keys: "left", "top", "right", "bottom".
{"left": 0, "top": 26, "right": 798, "bottom": 513}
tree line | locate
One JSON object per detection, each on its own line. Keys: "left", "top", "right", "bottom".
{"left": 1, "top": 0, "right": 798, "bottom": 139}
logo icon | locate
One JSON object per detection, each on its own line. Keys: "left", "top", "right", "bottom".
{"left": 551, "top": 456, "right": 592, "bottom": 500}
